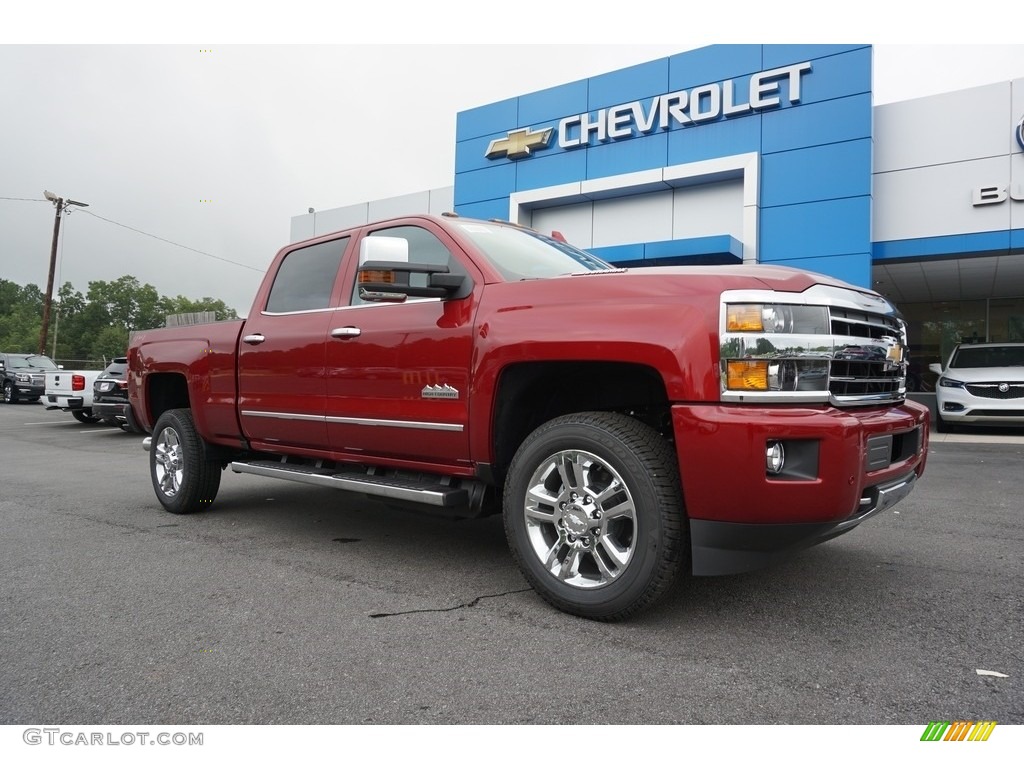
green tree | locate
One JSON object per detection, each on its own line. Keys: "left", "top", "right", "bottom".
{"left": 89, "top": 325, "right": 130, "bottom": 362}
{"left": 0, "top": 280, "right": 44, "bottom": 353}
{"left": 159, "top": 295, "right": 239, "bottom": 322}
{"left": 1, "top": 276, "right": 238, "bottom": 363}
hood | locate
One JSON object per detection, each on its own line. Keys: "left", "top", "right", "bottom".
{"left": 945, "top": 365, "right": 1024, "bottom": 382}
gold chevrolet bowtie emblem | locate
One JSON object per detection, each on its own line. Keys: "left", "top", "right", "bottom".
{"left": 485, "top": 127, "right": 553, "bottom": 160}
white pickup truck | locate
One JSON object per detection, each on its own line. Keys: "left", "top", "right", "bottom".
{"left": 45, "top": 368, "right": 103, "bottom": 423}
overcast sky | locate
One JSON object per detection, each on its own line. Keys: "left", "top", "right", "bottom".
{"left": 2, "top": 9, "right": 1022, "bottom": 315}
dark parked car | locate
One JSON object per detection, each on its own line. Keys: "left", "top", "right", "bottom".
{"left": 92, "top": 357, "right": 142, "bottom": 432}
{"left": 1, "top": 352, "right": 59, "bottom": 404}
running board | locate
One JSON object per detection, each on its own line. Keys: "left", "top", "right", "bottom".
{"left": 229, "top": 460, "right": 469, "bottom": 507}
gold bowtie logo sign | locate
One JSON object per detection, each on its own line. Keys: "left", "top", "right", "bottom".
{"left": 485, "top": 127, "right": 553, "bottom": 160}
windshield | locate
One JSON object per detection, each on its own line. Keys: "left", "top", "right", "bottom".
{"left": 8, "top": 355, "right": 58, "bottom": 370}
{"left": 950, "top": 346, "right": 1024, "bottom": 368}
{"left": 453, "top": 221, "right": 615, "bottom": 280}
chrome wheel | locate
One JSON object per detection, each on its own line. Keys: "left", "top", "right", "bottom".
{"left": 153, "top": 426, "right": 184, "bottom": 498}
{"left": 504, "top": 411, "right": 687, "bottom": 620}
{"left": 523, "top": 449, "right": 636, "bottom": 589}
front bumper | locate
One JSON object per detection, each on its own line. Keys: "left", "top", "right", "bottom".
{"left": 672, "top": 400, "right": 929, "bottom": 575}
{"left": 12, "top": 382, "right": 44, "bottom": 398}
{"left": 936, "top": 393, "right": 1024, "bottom": 426}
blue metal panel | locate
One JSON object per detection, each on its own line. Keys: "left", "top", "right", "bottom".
{"left": 668, "top": 45, "right": 764, "bottom": 90}
{"left": 587, "top": 132, "right": 669, "bottom": 179}
{"left": 456, "top": 134, "right": 509, "bottom": 174}
{"left": 519, "top": 79, "right": 589, "bottom": 127}
{"left": 766, "top": 252, "right": 873, "bottom": 289}
{"left": 762, "top": 140, "right": 871, "bottom": 206}
{"left": 795, "top": 48, "right": 872, "bottom": 104}
{"left": 454, "top": 164, "right": 516, "bottom": 206}
{"left": 591, "top": 236, "right": 742, "bottom": 266}
{"left": 666, "top": 114, "right": 761, "bottom": 166}
{"left": 762, "top": 44, "right": 866, "bottom": 69}
{"left": 588, "top": 58, "right": 669, "bottom": 110}
{"left": 645, "top": 235, "right": 742, "bottom": 260}
{"left": 515, "top": 149, "right": 588, "bottom": 192}
{"left": 762, "top": 94, "right": 872, "bottom": 152}
{"left": 456, "top": 97, "right": 518, "bottom": 143}
{"left": 873, "top": 231, "right": 1014, "bottom": 260}
{"left": 590, "top": 243, "right": 645, "bottom": 264}
{"left": 453, "top": 198, "right": 509, "bottom": 221}
{"left": 760, "top": 198, "right": 872, "bottom": 261}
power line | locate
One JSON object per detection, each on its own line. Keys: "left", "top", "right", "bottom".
{"left": 2, "top": 196, "right": 264, "bottom": 274}
{"left": 76, "top": 209, "right": 264, "bottom": 273}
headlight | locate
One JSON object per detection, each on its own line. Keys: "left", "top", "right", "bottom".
{"left": 15, "top": 373, "right": 31, "bottom": 383}
{"left": 726, "top": 304, "right": 828, "bottom": 334}
{"left": 938, "top": 377, "right": 965, "bottom": 389}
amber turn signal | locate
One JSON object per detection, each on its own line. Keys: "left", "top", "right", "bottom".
{"left": 727, "top": 360, "right": 769, "bottom": 390}
{"left": 726, "top": 304, "right": 764, "bottom": 332}
{"left": 358, "top": 269, "right": 395, "bottom": 284}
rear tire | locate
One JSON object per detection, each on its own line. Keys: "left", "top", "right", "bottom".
{"left": 503, "top": 411, "right": 687, "bottom": 621}
{"left": 150, "top": 408, "right": 222, "bottom": 514}
{"left": 72, "top": 409, "right": 101, "bottom": 424}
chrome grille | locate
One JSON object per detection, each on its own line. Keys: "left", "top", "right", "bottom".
{"left": 965, "top": 383, "right": 1024, "bottom": 400}
{"left": 828, "top": 308, "right": 905, "bottom": 403}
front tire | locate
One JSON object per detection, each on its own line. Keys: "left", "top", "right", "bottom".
{"left": 3, "top": 381, "right": 19, "bottom": 404}
{"left": 72, "top": 409, "right": 101, "bottom": 424}
{"left": 935, "top": 411, "right": 955, "bottom": 433}
{"left": 503, "top": 411, "right": 687, "bottom": 621}
{"left": 150, "top": 408, "right": 222, "bottom": 514}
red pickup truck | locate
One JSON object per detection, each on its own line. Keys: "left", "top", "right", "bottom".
{"left": 129, "top": 214, "right": 929, "bottom": 619}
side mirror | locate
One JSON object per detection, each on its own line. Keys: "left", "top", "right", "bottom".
{"left": 928, "top": 363, "right": 943, "bottom": 375}
{"left": 357, "top": 235, "right": 464, "bottom": 302}
{"left": 357, "top": 260, "right": 461, "bottom": 302}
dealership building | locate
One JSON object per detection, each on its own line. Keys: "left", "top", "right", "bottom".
{"left": 291, "top": 44, "right": 1024, "bottom": 388}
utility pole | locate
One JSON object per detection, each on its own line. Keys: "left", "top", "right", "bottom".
{"left": 38, "top": 190, "right": 88, "bottom": 356}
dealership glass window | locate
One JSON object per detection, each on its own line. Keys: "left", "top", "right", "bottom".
{"left": 988, "top": 297, "right": 1024, "bottom": 343}
{"left": 899, "top": 300, "right": 987, "bottom": 390}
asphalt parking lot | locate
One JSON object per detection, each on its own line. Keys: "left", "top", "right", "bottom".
{"left": 1, "top": 401, "right": 1021, "bottom": 725}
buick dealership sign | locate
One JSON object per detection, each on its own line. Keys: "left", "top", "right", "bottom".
{"left": 973, "top": 184, "right": 1024, "bottom": 206}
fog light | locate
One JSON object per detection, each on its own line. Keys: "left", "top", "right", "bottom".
{"left": 766, "top": 441, "right": 785, "bottom": 475}
{"left": 943, "top": 402, "right": 965, "bottom": 412}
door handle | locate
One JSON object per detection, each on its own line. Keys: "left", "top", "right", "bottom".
{"left": 330, "top": 327, "right": 361, "bottom": 339}
{"left": 242, "top": 334, "right": 265, "bottom": 345}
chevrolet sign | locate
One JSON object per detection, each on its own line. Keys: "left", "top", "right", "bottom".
{"left": 485, "top": 61, "right": 811, "bottom": 161}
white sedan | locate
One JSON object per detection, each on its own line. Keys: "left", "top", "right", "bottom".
{"left": 929, "top": 342, "right": 1024, "bottom": 432}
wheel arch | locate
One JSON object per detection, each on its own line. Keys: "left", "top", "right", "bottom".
{"left": 145, "top": 372, "right": 191, "bottom": 428}
{"left": 489, "top": 361, "right": 671, "bottom": 489}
